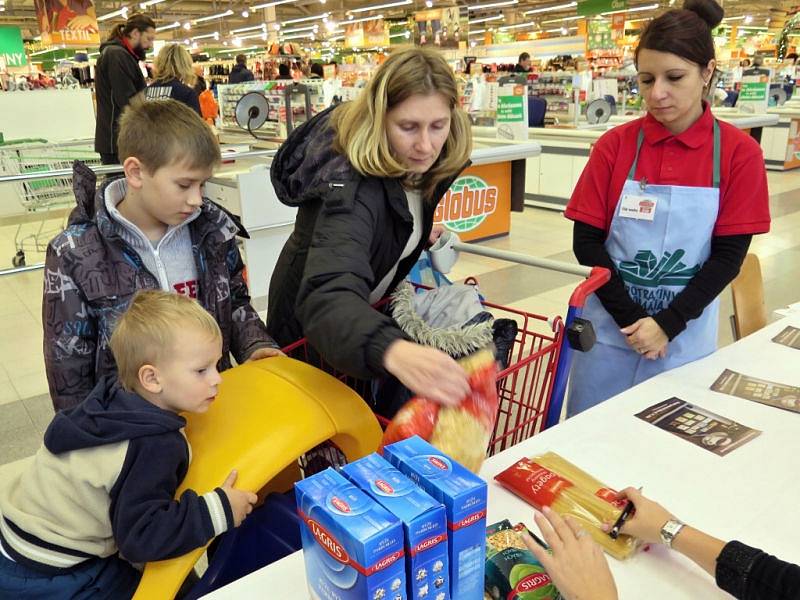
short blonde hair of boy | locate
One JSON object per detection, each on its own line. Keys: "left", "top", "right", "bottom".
{"left": 110, "top": 290, "right": 222, "bottom": 392}
{"left": 117, "top": 97, "right": 221, "bottom": 173}
{"left": 153, "top": 43, "right": 197, "bottom": 87}
{"left": 330, "top": 48, "right": 472, "bottom": 199}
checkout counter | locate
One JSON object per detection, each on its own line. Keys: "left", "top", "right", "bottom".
{"left": 473, "top": 110, "right": 779, "bottom": 210}
{"left": 204, "top": 142, "right": 541, "bottom": 310}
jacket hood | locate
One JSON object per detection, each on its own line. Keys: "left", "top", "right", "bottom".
{"left": 99, "top": 38, "right": 125, "bottom": 52}
{"left": 270, "top": 105, "right": 357, "bottom": 208}
{"left": 44, "top": 375, "right": 186, "bottom": 455}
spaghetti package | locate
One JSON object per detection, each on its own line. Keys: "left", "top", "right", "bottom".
{"left": 485, "top": 520, "right": 562, "bottom": 600}
{"left": 494, "top": 453, "right": 639, "bottom": 560}
{"left": 381, "top": 349, "right": 498, "bottom": 473}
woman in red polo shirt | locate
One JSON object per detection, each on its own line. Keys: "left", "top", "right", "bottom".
{"left": 566, "top": 0, "right": 770, "bottom": 416}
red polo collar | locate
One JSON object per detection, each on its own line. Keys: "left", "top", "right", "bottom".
{"left": 641, "top": 101, "right": 713, "bottom": 149}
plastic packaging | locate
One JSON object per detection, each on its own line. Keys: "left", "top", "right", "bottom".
{"left": 381, "top": 348, "right": 498, "bottom": 472}
{"left": 494, "top": 452, "right": 639, "bottom": 560}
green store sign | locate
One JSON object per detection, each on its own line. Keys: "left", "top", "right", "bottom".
{"left": 0, "top": 26, "right": 27, "bottom": 67}
{"left": 578, "top": 0, "right": 627, "bottom": 16}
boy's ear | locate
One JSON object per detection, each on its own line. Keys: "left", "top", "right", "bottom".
{"left": 138, "top": 364, "right": 162, "bottom": 394}
{"left": 124, "top": 157, "right": 146, "bottom": 190}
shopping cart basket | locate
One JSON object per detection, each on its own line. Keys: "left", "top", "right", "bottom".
{"left": 0, "top": 139, "right": 101, "bottom": 266}
{"left": 282, "top": 244, "right": 610, "bottom": 472}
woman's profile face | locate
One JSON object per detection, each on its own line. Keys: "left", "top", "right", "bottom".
{"left": 386, "top": 92, "right": 451, "bottom": 174}
{"left": 637, "top": 48, "right": 713, "bottom": 130}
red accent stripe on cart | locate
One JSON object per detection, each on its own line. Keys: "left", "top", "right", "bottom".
{"left": 448, "top": 509, "right": 486, "bottom": 531}
{"left": 296, "top": 509, "right": 404, "bottom": 576}
{"left": 409, "top": 533, "right": 447, "bottom": 557}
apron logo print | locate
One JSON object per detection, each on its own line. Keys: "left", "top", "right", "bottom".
{"left": 618, "top": 249, "right": 701, "bottom": 287}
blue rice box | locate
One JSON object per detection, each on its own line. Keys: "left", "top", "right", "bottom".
{"left": 295, "top": 468, "right": 408, "bottom": 600}
{"left": 382, "top": 436, "right": 488, "bottom": 600}
{"left": 342, "top": 454, "right": 450, "bottom": 600}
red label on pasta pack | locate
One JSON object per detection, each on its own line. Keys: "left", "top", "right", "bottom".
{"left": 494, "top": 458, "right": 573, "bottom": 508}
{"left": 595, "top": 487, "right": 627, "bottom": 510}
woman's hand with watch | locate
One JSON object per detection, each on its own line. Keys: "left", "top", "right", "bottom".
{"left": 604, "top": 487, "right": 680, "bottom": 545}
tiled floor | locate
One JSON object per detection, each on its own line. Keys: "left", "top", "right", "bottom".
{"left": 0, "top": 169, "right": 798, "bottom": 480}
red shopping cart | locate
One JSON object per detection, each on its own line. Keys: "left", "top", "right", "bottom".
{"left": 282, "top": 244, "right": 610, "bottom": 472}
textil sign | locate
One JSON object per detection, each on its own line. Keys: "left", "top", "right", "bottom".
{"left": 0, "top": 26, "right": 27, "bottom": 67}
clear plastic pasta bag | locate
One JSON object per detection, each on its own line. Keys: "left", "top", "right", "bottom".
{"left": 494, "top": 452, "right": 639, "bottom": 560}
{"left": 380, "top": 348, "right": 498, "bottom": 473}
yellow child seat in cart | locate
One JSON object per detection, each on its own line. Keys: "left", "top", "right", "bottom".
{"left": 132, "top": 356, "right": 383, "bottom": 600}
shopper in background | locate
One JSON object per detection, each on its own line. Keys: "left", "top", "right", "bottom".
{"left": 515, "top": 51, "right": 532, "bottom": 73}
{"left": 522, "top": 491, "right": 800, "bottom": 600}
{"left": 197, "top": 78, "right": 219, "bottom": 125}
{"left": 193, "top": 63, "right": 207, "bottom": 95}
{"left": 146, "top": 44, "right": 202, "bottom": 115}
{"left": 0, "top": 292, "right": 257, "bottom": 599}
{"left": 94, "top": 13, "right": 155, "bottom": 165}
{"left": 44, "top": 99, "right": 280, "bottom": 411}
{"left": 267, "top": 48, "right": 473, "bottom": 407}
{"left": 309, "top": 62, "right": 324, "bottom": 78}
{"left": 228, "top": 54, "right": 254, "bottom": 83}
{"left": 277, "top": 62, "right": 292, "bottom": 80}
{"left": 565, "top": 0, "right": 770, "bottom": 417}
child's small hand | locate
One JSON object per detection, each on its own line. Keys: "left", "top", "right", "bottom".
{"left": 221, "top": 469, "right": 257, "bottom": 527}
{"left": 246, "top": 347, "right": 285, "bottom": 361}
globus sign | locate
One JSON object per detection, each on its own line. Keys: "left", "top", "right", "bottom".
{"left": 433, "top": 162, "right": 512, "bottom": 242}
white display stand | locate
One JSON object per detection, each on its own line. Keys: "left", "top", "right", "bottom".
{"left": 202, "top": 315, "right": 800, "bottom": 599}
{"left": 0, "top": 89, "right": 95, "bottom": 141}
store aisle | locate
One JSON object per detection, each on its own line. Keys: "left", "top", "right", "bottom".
{"left": 0, "top": 169, "right": 798, "bottom": 471}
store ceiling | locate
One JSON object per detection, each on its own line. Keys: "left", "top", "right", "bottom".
{"left": 0, "top": 0, "right": 793, "bottom": 43}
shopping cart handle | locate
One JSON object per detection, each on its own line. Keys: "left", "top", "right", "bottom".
{"left": 568, "top": 266, "right": 611, "bottom": 309}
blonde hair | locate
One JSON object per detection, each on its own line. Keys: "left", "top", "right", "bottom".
{"left": 330, "top": 48, "right": 472, "bottom": 199}
{"left": 153, "top": 43, "right": 197, "bottom": 87}
{"left": 110, "top": 290, "right": 221, "bottom": 391}
{"left": 118, "top": 97, "right": 221, "bottom": 172}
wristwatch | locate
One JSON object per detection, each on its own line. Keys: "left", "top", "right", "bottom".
{"left": 659, "top": 519, "right": 686, "bottom": 548}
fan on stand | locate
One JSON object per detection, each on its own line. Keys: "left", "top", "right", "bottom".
{"left": 585, "top": 98, "right": 612, "bottom": 125}
{"left": 235, "top": 92, "right": 272, "bottom": 139}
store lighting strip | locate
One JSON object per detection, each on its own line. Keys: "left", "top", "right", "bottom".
{"left": 544, "top": 25, "right": 576, "bottom": 32}
{"left": 281, "top": 24, "right": 318, "bottom": 33}
{"left": 279, "top": 32, "right": 316, "bottom": 39}
{"left": 252, "top": 0, "right": 295, "bottom": 10}
{"left": 467, "top": 0, "right": 517, "bottom": 11}
{"left": 468, "top": 14, "right": 502, "bottom": 24}
{"left": 541, "top": 14, "right": 582, "bottom": 23}
{"left": 219, "top": 45, "right": 260, "bottom": 53}
{"left": 30, "top": 47, "right": 57, "bottom": 56}
{"left": 328, "top": 34, "right": 345, "bottom": 40}
{"left": 736, "top": 26, "right": 767, "bottom": 30}
{"left": 140, "top": 0, "right": 165, "bottom": 7}
{"left": 468, "top": 28, "right": 486, "bottom": 35}
{"left": 600, "top": 2, "right": 658, "bottom": 16}
{"left": 721, "top": 15, "right": 746, "bottom": 21}
{"left": 523, "top": 1, "right": 575, "bottom": 16}
{"left": 194, "top": 9, "right": 233, "bottom": 23}
{"left": 344, "top": 13, "right": 386, "bottom": 23}
{"left": 389, "top": 30, "right": 412, "bottom": 38}
{"left": 499, "top": 20, "right": 537, "bottom": 31}
{"left": 191, "top": 31, "right": 219, "bottom": 40}
{"left": 97, "top": 7, "right": 128, "bottom": 21}
{"left": 238, "top": 31, "right": 268, "bottom": 39}
{"left": 282, "top": 12, "right": 329, "bottom": 24}
{"left": 349, "top": 0, "right": 411, "bottom": 14}
{"left": 231, "top": 23, "right": 267, "bottom": 33}
{"left": 158, "top": 21, "right": 182, "bottom": 31}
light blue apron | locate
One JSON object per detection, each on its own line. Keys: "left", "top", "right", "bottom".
{"left": 567, "top": 120, "right": 722, "bottom": 417}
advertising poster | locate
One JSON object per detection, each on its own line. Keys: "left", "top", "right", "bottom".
{"left": 635, "top": 398, "right": 761, "bottom": 456}
{"left": 344, "top": 18, "right": 388, "bottom": 48}
{"left": 413, "top": 6, "right": 465, "bottom": 49}
{"left": 0, "top": 26, "right": 27, "bottom": 68}
{"left": 496, "top": 83, "right": 528, "bottom": 141}
{"left": 711, "top": 369, "right": 800, "bottom": 413}
{"left": 34, "top": 0, "right": 100, "bottom": 46}
{"left": 772, "top": 325, "right": 800, "bottom": 349}
{"left": 738, "top": 69, "right": 771, "bottom": 114}
{"left": 587, "top": 19, "right": 613, "bottom": 50}
{"left": 434, "top": 162, "right": 511, "bottom": 242}
{"left": 611, "top": 13, "right": 625, "bottom": 42}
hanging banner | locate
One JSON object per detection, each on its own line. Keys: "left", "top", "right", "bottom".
{"left": 577, "top": 0, "right": 627, "bottom": 17}
{"left": 413, "top": 6, "right": 465, "bottom": 48}
{"left": 611, "top": 13, "right": 625, "bottom": 42}
{"left": 587, "top": 19, "right": 614, "bottom": 50}
{"left": 35, "top": 0, "right": 101, "bottom": 46}
{"left": 0, "top": 26, "right": 27, "bottom": 67}
{"left": 344, "top": 18, "right": 389, "bottom": 48}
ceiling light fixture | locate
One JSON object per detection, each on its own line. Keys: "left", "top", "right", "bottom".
{"left": 190, "top": 31, "right": 220, "bottom": 40}
{"left": 600, "top": 2, "right": 657, "bottom": 16}
{"left": 348, "top": 0, "right": 411, "bottom": 14}
{"left": 468, "top": 28, "right": 486, "bottom": 35}
{"left": 97, "top": 7, "right": 128, "bottom": 22}
{"left": 282, "top": 11, "right": 328, "bottom": 24}
{"left": 140, "top": 0, "right": 166, "bottom": 8}
{"left": 523, "top": 1, "right": 575, "bottom": 16}
{"left": 469, "top": 14, "right": 502, "bottom": 24}
{"left": 183, "top": 22, "right": 192, "bottom": 30}
{"left": 498, "top": 20, "right": 536, "bottom": 30}
{"left": 251, "top": 0, "right": 295, "bottom": 10}
{"left": 231, "top": 23, "right": 267, "bottom": 33}
{"left": 158, "top": 21, "right": 182, "bottom": 31}
{"left": 467, "top": 0, "right": 517, "bottom": 11}
{"left": 340, "top": 13, "right": 385, "bottom": 24}
{"left": 241, "top": 9, "right": 249, "bottom": 17}
{"left": 193, "top": 9, "right": 234, "bottom": 23}
{"left": 541, "top": 14, "right": 582, "bottom": 23}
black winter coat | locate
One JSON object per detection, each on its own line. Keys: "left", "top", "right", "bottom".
{"left": 228, "top": 64, "right": 255, "bottom": 84}
{"left": 94, "top": 39, "right": 146, "bottom": 156}
{"left": 267, "top": 106, "right": 466, "bottom": 380}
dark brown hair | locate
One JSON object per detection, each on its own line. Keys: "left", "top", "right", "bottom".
{"left": 106, "top": 13, "right": 156, "bottom": 42}
{"left": 635, "top": 0, "right": 723, "bottom": 68}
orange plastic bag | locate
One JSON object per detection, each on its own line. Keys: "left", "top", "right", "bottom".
{"left": 381, "top": 348, "right": 498, "bottom": 472}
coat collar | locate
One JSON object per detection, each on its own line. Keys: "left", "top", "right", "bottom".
{"left": 642, "top": 101, "right": 713, "bottom": 149}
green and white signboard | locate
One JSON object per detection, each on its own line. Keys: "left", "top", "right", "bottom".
{"left": 496, "top": 85, "right": 528, "bottom": 141}
{"left": 0, "top": 26, "right": 27, "bottom": 68}
{"left": 738, "top": 71, "right": 771, "bottom": 114}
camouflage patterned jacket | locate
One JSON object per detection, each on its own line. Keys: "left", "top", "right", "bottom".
{"left": 43, "top": 161, "right": 278, "bottom": 411}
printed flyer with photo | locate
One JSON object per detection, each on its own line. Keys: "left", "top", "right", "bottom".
{"left": 711, "top": 369, "right": 800, "bottom": 414}
{"left": 772, "top": 326, "right": 800, "bottom": 350}
{"left": 635, "top": 398, "right": 761, "bottom": 456}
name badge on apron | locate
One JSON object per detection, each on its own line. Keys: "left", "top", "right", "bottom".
{"left": 619, "top": 194, "right": 658, "bottom": 221}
